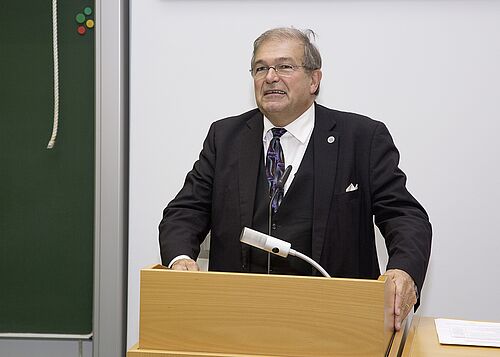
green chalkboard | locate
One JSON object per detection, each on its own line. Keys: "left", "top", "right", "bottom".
{"left": 0, "top": 0, "right": 94, "bottom": 334}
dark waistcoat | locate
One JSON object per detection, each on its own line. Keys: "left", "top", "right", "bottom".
{"left": 249, "top": 138, "right": 314, "bottom": 275}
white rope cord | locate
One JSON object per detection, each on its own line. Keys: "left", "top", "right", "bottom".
{"left": 47, "top": 0, "right": 59, "bottom": 149}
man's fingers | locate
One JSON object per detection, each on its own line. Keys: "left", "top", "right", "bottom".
{"left": 393, "top": 278, "right": 404, "bottom": 315}
{"left": 171, "top": 258, "right": 200, "bottom": 271}
{"left": 170, "top": 261, "right": 187, "bottom": 270}
{"left": 385, "top": 269, "right": 417, "bottom": 331}
{"left": 395, "top": 299, "right": 414, "bottom": 330}
{"left": 185, "top": 259, "right": 200, "bottom": 271}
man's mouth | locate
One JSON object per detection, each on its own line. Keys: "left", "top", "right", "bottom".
{"left": 264, "top": 90, "right": 286, "bottom": 96}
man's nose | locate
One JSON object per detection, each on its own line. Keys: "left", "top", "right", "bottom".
{"left": 265, "top": 67, "right": 280, "bottom": 83}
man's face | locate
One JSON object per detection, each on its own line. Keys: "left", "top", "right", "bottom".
{"left": 253, "top": 39, "right": 321, "bottom": 125}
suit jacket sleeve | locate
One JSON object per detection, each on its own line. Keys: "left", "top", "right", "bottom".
{"left": 370, "top": 122, "right": 432, "bottom": 298}
{"left": 158, "top": 122, "right": 216, "bottom": 266}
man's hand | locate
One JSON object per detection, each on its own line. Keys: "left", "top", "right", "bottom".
{"left": 384, "top": 269, "right": 417, "bottom": 331}
{"left": 171, "top": 258, "right": 200, "bottom": 271}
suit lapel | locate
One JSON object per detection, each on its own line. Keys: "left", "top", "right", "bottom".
{"left": 238, "top": 111, "right": 264, "bottom": 229}
{"left": 312, "top": 104, "right": 339, "bottom": 264}
{"left": 238, "top": 111, "right": 263, "bottom": 270}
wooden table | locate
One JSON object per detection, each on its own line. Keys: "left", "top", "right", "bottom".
{"left": 402, "top": 316, "right": 500, "bottom": 356}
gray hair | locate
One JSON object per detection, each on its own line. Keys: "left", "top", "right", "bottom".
{"left": 251, "top": 27, "right": 322, "bottom": 95}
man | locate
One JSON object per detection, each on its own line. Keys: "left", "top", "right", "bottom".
{"left": 159, "top": 27, "right": 432, "bottom": 331}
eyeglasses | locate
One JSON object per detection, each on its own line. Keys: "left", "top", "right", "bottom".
{"left": 249, "top": 63, "right": 307, "bottom": 79}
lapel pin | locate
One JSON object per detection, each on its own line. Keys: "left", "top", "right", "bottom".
{"left": 327, "top": 136, "right": 335, "bottom": 144}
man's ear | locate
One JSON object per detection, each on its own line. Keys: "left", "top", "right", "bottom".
{"left": 310, "top": 69, "right": 322, "bottom": 95}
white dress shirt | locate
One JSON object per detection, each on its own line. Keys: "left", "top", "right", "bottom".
{"left": 262, "top": 104, "right": 315, "bottom": 195}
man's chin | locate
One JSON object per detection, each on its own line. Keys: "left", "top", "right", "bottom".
{"left": 260, "top": 103, "right": 287, "bottom": 115}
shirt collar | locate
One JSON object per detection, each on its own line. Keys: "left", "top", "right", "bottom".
{"left": 262, "top": 104, "right": 315, "bottom": 144}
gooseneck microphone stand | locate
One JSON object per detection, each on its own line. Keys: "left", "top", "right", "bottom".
{"left": 240, "top": 227, "right": 331, "bottom": 278}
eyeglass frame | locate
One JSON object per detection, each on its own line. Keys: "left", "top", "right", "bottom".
{"left": 249, "top": 63, "right": 313, "bottom": 78}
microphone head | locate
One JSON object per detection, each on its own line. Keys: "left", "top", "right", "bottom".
{"left": 240, "top": 227, "right": 291, "bottom": 258}
{"left": 276, "top": 165, "right": 292, "bottom": 190}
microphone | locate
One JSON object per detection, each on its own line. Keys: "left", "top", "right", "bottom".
{"left": 276, "top": 165, "right": 292, "bottom": 192}
{"left": 267, "top": 165, "right": 292, "bottom": 273}
{"left": 240, "top": 227, "right": 331, "bottom": 278}
{"left": 241, "top": 227, "right": 291, "bottom": 258}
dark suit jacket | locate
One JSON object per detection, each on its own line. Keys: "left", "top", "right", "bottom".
{"left": 159, "top": 103, "right": 432, "bottom": 299}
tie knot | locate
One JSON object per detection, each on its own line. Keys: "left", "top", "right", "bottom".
{"left": 271, "top": 127, "right": 287, "bottom": 138}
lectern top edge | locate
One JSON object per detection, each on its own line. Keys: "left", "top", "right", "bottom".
{"left": 143, "top": 264, "right": 388, "bottom": 286}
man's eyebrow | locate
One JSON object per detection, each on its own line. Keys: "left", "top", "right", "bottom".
{"left": 254, "top": 57, "right": 296, "bottom": 66}
{"left": 274, "top": 57, "right": 295, "bottom": 63}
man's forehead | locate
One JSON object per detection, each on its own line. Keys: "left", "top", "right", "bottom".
{"left": 254, "top": 39, "right": 304, "bottom": 63}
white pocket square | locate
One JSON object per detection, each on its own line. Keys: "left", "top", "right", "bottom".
{"left": 345, "top": 183, "right": 359, "bottom": 192}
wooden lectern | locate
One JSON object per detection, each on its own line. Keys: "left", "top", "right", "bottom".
{"left": 128, "top": 265, "right": 403, "bottom": 357}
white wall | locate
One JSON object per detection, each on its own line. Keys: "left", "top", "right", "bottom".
{"left": 129, "top": 0, "right": 500, "bottom": 348}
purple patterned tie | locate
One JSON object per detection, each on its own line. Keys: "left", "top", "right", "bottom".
{"left": 266, "top": 128, "right": 287, "bottom": 214}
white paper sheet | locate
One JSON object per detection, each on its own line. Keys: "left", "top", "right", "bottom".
{"left": 435, "top": 318, "right": 500, "bottom": 348}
